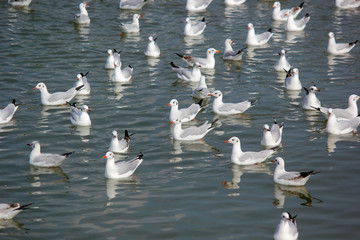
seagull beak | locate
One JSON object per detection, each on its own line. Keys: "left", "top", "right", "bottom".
{"left": 27, "top": 143, "right": 31, "bottom": 146}
{"left": 284, "top": 13, "right": 288, "bottom": 16}
{"left": 33, "top": 87, "right": 37, "bottom": 89}
{"left": 140, "top": 14, "right": 143, "bottom": 18}
{"left": 103, "top": 155, "right": 107, "bottom": 158}
{"left": 271, "top": 159, "right": 275, "bottom": 162}
{"left": 231, "top": 41, "right": 235, "bottom": 44}
{"left": 167, "top": 103, "right": 171, "bottom": 106}
{"left": 272, "top": 5, "right": 275, "bottom": 8}
{"left": 87, "top": 109, "right": 91, "bottom": 112}
{"left": 208, "top": 93, "right": 213, "bottom": 96}
{"left": 248, "top": 26, "right": 251, "bottom": 29}
{"left": 224, "top": 140, "right": 229, "bottom": 143}
{"left": 216, "top": 50, "right": 220, "bottom": 53}
{"left": 170, "top": 121, "right": 174, "bottom": 124}
{"left": 85, "top": 3, "right": 88, "bottom": 6}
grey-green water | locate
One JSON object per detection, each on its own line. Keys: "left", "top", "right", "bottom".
{"left": 1, "top": 0, "right": 360, "bottom": 239}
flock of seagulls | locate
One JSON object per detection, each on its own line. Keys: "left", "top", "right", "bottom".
{"left": 2, "top": 0, "right": 359, "bottom": 238}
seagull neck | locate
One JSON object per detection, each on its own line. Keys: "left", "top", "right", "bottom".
{"left": 225, "top": 43, "right": 233, "bottom": 52}
{"left": 232, "top": 141, "right": 243, "bottom": 156}
{"left": 198, "top": 78, "right": 207, "bottom": 89}
{"left": 80, "top": 8, "right": 88, "bottom": 16}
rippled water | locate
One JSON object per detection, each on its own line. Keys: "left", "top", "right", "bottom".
{"left": 1, "top": 0, "right": 360, "bottom": 239}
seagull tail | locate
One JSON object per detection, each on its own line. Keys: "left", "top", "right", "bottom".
{"left": 62, "top": 151, "right": 75, "bottom": 157}
{"left": 16, "top": 203, "right": 33, "bottom": 211}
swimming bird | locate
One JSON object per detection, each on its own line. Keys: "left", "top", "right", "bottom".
{"left": 104, "top": 152, "right": 143, "bottom": 179}
{"left": 170, "top": 62, "right": 201, "bottom": 82}
{"left": 170, "top": 118, "right": 217, "bottom": 141}
{"left": 225, "top": 0, "right": 246, "bottom": 6}
{"left": 176, "top": 48, "right": 220, "bottom": 69}
{"left": 225, "top": 136, "right": 274, "bottom": 165}
{"left": 111, "top": 61, "right": 133, "bottom": 82}
{"left": 246, "top": 23, "right": 273, "bottom": 46}
{"left": 27, "top": 141, "right": 75, "bottom": 167}
{"left": 109, "top": 130, "right": 135, "bottom": 153}
{"left": 284, "top": 68, "right": 302, "bottom": 90}
{"left": 0, "top": 203, "right": 32, "bottom": 220}
{"left": 8, "top": 0, "right": 32, "bottom": 7}
{"left": 168, "top": 99, "right": 203, "bottom": 122}
{"left": 325, "top": 108, "right": 360, "bottom": 135}
{"left": 144, "top": 36, "right": 161, "bottom": 58}
{"left": 73, "top": 72, "right": 90, "bottom": 95}
{"left": 120, "top": 14, "right": 142, "bottom": 33}
{"left": 302, "top": 85, "right": 321, "bottom": 110}
{"left": 105, "top": 49, "right": 116, "bottom": 69}
{"left": 335, "top": 0, "right": 360, "bottom": 9}
{"left": 208, "top": 90, "right": 257, "bottom": 115}
{"left": 33, "top": 83, "right": 83, "bottom": 106}
{"left": 261, "top": 119, "right": 283, "bottom": 148}
{"left": 0, "top": 99, "right": 18, "bottom": 124}
{"left": 223, "top": 39, "right": 246, "bottom": 61}
{"left": 272, "top": 157, "right": 318, "bottom": 186}
{"left": 184, "top": 17, "right": 207, "bottom": 36}
{"left": 192, "top": 76, "right": 211, "bottom": 99}
{"left": 69, "top": 103, "right": 91, "bottom": 126}
{"left": 285, "top": 12, "right": 310, "bottom": 31}
{"left": 74, "top": 2, "right": 90, "bottom": 25}
{"left": 274, "top": 212, "right": 299, "bottom": 240}
{"left": 186, "top": 0, "right": 213, "bottom": 11}
{"left": 327, "top": 32, "right": 358, "bottom": 55}
{"left": 274, "top": 50, "right": 291, "bottom": 72}
{"left": 272, "top": 1, "right": 304, "bottom": 21}
{"left": 119, "top": 0, "right": 148, "bottom": 9}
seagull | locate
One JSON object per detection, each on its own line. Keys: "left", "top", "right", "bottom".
{"left": 113, "top": 49, "right": 122, "bottom": 64}
{"left": 302, "top": 85, "right": 321, "bottom": 110}
{"left": 272, "top": 1, "right": 304, "bottom": 21}
{"left": 184, "top": 17, "right": 207, "bottom": 36}
{"left": 192, "top": 76, "right": 211, "bottom": 99}
{"left": 0, "top": 203, "right": 32, "bottom": 220}
{"left": 335, "top": 0, "right": 360, "bottom": 9}
{"left": 246, "top": 23, "right": 273, "bottom": 46}
{"left": 8, "top": 0, "right": 32, "bottom": 7}
{"left": 69, "top": 103, "right": 91, "bottom": 126}
{"left": 223, "top": 39, "right": 246, "bottom": 61}
{"left": 261, "top": 119, "right": 283, "bottom": 148}
{"left": 208, "top": 90, "right": 258, "bottom": 115}
{"left": 168, "top": 99, "right": 203, "bottom": 122}
{"left": 274, "top": 212, "right": 299, "bottom": 240}
{"left": 104, "top": 152, "right": 143, "bottom": 179}
{"left": 74, "top": 2, "right": 90, "bottom": 25}
{"left": 170, "top": 62, "right": 201, "bottom": 82}
{"left": 284, "top": 68, "right": 302, "bottom": 91}
{"left": 176, "top": 48, "right": 220, "bottom": 69}
{"left": 73, "top": 72, "right": 90, "bottom": 95}
{"left": 144, "top": 36, "right": 161, "bottom": 57}
{"left": 33, "top": 83, "right": 84, "bottom": 106}
{"left": 0, "top": 99, "right": 18, "bottom": 124}
{"left": 285, "top": 12, "right": 310, "bottom": 31}
{"left": 27, "top": 141, "right": 75, "bottom": 167}
{"left": 274, "top": 50, "right": 291, "bottom": 72}
{"left": 105, "top": 49, "right": 116, "bottom": 69}
{"left": 325, "top": 108, "right": 360, "bottom": 135}
{"left": 186, "top": 0, "right": 213, "bottom": 11}
{"left": 119, "top": 0, "right": 148, "bottom": 9}
{"left": 108, "top": 130, "right": 135, "bottom": 153}
{"left": 225, "top": 0, "right": 246, "bottom": 6}
{"left": 120, "top": 14, "right": 142, "bottom": 33}
{"left": 327, "top": 32, "right": 358, "bottom": 55}
{"left": 170, "top": 118, "right": 217, "bottom": 141}
{"left": 225, "top": 136, "right": 274, "bottom": 165}
{"left": 111, "top": 61, "right": 133, "bottom": 82}
{"left": 272, "top": 157, "right": 318, "bottom": 186}
{"left": 312, "top": 94, "right": 359, "bottom": 120}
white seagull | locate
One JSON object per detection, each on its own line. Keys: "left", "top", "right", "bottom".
{"left": 184, "top": 17, "right": 207, "bottom": 36}
{"left": 186, "top": 0, "right": 213, "bottom": 11}
{"left": 27, "top": 141, "right": 75, "bottom": 167}
{"left": 170, "top": 118, "right": 217, "bottom": 141}
{"left": 223, "top": 39, "right": 246, "bottom": 61}
{"left": 246, "top": 23, "right": 273, "bottom": 46}
{"left": 285, "top": 12, "right": 310, "bottom": 31}
{"left": 0, "top": 99, "right": 18, "bottom": 124}
{"left": 176, "top": 48, "right": 220, "bottom": 69}
{"left": 225, "top": 0, "right": 246, "bottom": 6}
{"left": 111, "top": 61, "right": 133, "bottom": 82}
{"left": 170, "top": 62, "right": 201, "bottom": 82}
{"left": 69, "top": 103, "right": 91, "bottom": 126}
{"left": 73, "top": 72, "right": 90, "bottom": 95}
{"left": 108, "top": 130, "right": 135, "bottom": 153}
{"left": 8, "top": 0, "right": 32, "bottom": 7}
{"left": 274, "top": 212, "right": 299, "bottom": 240}
{"left": 144, "top": 36, "right": 161, "bottom": 58}
{"left": 119, "top": 0, "right": 148, "bottom": 9}
{"left": 120, "top": 14, "right": 142, "bottom": 33}
{"left": 225, "top": 136, "right": 274, "bottom": 165}
{"left": 327, "top": 32, "right": 358, "bottom": 55}
{"left": 274, "top": 50, "right": 291, "bottom": 72}
{"left": 302, "top": 85, "right": 321, "bottom": 110}
{"left": 272, "top": 157, "right": 318, "bottom": 186}
{"left": 336, "top": 0, "right": 360, "bottom": 9}
{"left": 325, "top": 108, "right": 360, "bottom": 135}
{"left": 33, "top": 82, "right": 83, "bottom": 106}
{"left": 105, "top": 49, "right": 116, "bottom": 69}
{"left": 0, "top": 203, "right": 32, "bottom": 220}
{"left": 272, "top": 1, "right": 304, "bottom": 21}
{"left": 74, "top": 2, "right": 90, "bottom": 25}
{"left": 284, "top": 68, "right": 302, "bottom": 91}
{"left": 261, "top": 119, "right": 284, "bottom": 148}
{"left": 208, "top": 90, "right": 258, "bottom": 115}
{"left": 168, "top": 99, "right": 203, "bottom": 122}
{"left": 104, "top": 152, "right": 143, "bottom": 179}
{"left": 192, "top": 76, "right": 211, "bottom": 99}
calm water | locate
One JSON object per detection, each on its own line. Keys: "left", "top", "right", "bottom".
{"left": 1, "top": 0, "right": 360, "bottom": 239}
